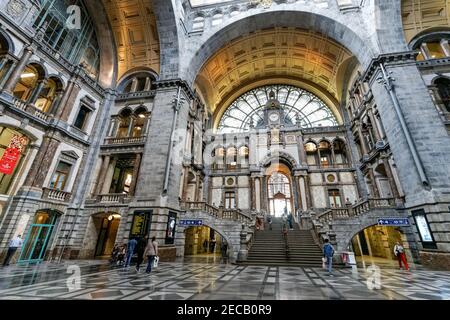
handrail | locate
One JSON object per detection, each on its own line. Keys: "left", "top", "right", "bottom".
{"left": 180, "top": 201, "right": 253, "bottom": 223}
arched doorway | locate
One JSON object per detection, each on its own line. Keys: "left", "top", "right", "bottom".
{"left": 266, "top": 163, "right": 294, "bottom": 217}
{"left": 93, "top": 212, "right": 121, "bottom": 258}
{"left": 351, "top": 225, "right": 413, "bottom": 269}
{"left": 184, "top": 225, "right": 227, "bottom": 263}
{"left": 18, "top": 209, "right": 60, "bottom": 264}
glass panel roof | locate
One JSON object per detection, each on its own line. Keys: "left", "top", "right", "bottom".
{"left": 217, "top": 84, "right": 338, "bottom": 133}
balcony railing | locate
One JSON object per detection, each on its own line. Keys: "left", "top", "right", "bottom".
{"left": 103, "top": 136, "right": 146, "bottom": 145}
{"left": 96, "top": 193, "right": 129, "bottom": 204}
{"left": 180, "top": 201, "right": 253, "bottom": 224}
{"left": 42, "top": 188, "right": 72, "bottom": 203}
{"left": 12, "top": 97, "right": 51, "bottom": 122}
{"left": 316, "top": 197, "right": 397, "bottom": 226}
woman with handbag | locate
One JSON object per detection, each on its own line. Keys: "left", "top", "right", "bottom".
{"left": 144, "top": 236, "right": 159, "bottom": 274}
{"left": 394, "top": 242, "right": 409, "bottom": 271}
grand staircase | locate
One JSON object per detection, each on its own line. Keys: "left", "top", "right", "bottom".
{"left": 240, "top": 217, "right": 323, "bottom": 267}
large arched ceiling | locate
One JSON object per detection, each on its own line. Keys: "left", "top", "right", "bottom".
{"left": 102, "top": 0, "right": 160, "bottom": 80}
{"left": 195, "top": 28, "right": 352, "bottom": 114}
{"left": 402, "top": 0, "right": 450, "bottom": 44}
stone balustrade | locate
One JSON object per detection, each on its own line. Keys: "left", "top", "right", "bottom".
{"left": 180, "top": 201, "right": 252, "bottom": 224}
{"left": 42, "top": 188, "right": 72, "bottom": 203}
{"left": 103, "top": 136, "right": 147, "bottom": 145}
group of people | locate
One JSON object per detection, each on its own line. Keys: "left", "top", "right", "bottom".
{"left": 111, "top": 236, "right": 159, "bottom": 274}
{"left": 202, "top": 238, "right": 228, "bottom": 259}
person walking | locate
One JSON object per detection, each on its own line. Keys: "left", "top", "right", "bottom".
{"left": 220, "top": 240, "right": 228, "bottom": 262}
{"left": 144, "top": 236, "right": 158, "bottom": 274}
{"left": 267, "top": 215, "right": 273, "bottom": 230}
{"left": 287, "top": 212, "right": 294, "bottom": 230}
{"left": 210, "top": 238, "right": 217, "bottom": 253}
{"left": 135, "top": 236, "right": 147, "bottom": 272}
{"left": 323, "top": 239, "right": 335, "bottom": 276}
{"left": 394, "top": 241, "right": 409, "bottom": 271}
{"left": 2, "top": 235, "right": 23, "bottom": 266}
{"left": 203, "top": 239, "right": 208, "bottom": 253}
{"left": 125, "top": 237, "right": 138, "bottom": 268}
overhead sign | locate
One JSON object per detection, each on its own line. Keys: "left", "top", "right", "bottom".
{"left": 377, "top": 218, "right": 410, "bottom": 226}
{"left": 179, "top": 219, "right": 203, "bottom": 226}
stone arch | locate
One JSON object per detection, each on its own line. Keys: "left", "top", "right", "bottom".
{"left": 152, "top": 0, "right": 181, "bottom": 80}
{"left": 27, "top": 61, "right": 48, "bottom": 80}
{"left": 372, "top": 0, "right": 408, "bottom": 53}
{"left": 0, "top": 28, "right": 15, "bottom": 55}
{"left": 184, "top": 10, "right": 376, "bottom": 85}
{"left": 409, "top": 28, "right": 450, "bottom": 50}
{"left": 261, "top": 151, "right": 298, "bottom": 170}
{"left": 83, "top": 0, "right": 118, "bottom": 88}
{"left": 117, "top": 67, "right": 159, "bottom": 92}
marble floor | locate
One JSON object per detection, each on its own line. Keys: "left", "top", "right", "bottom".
{"left": 0, "top": 259, "right": 449, "bottom": 300}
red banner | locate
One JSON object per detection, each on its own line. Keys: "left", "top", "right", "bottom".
{"left": 0, "top": 147, "right": 21, "bottom": 175}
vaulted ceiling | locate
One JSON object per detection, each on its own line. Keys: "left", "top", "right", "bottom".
{"left": 195, "top": 28, "right": 352, "bottom": 114}
{"left": 402, "top": 0, "right": 450, "bottom": 43}
{"left": 101, "top": 0, "right": 160, "bottom": 80}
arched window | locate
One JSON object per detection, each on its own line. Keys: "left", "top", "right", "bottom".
{"left": 304, "top": 142, "right": 318, "bottom": 166}
{"left": 238, "top": 146, "right": 249, "bottom": 167}
{"left": 318, "top": 141, "right": 332, "bottom": 167}
{"left": 217, "top": 85, "right": 338, "bottom": 133}
{"left": 13, "top": 65, "right": 40, "bottom": 101}
{"left": 435, "top": 78, "right": 450, "bottom": 112}
{"left": 268, "top": 172, "right": 292, "bottom": 217}
{"left": 333, "top": 139, "right": 348, "bottom": 165}
{"left": 117, "top": 109, "right": 132, "bottom": 138}
{"left": 35, "top": 77, "right": 63, "bottom": 113}
{"left": 132, "top": 107, "right": 148, "bottom": 137}
{"left": 226, "top": 147, "right": 237, "bottom": 169}
{"left": 0, "top": 126, "right": 29, "bottom": 194}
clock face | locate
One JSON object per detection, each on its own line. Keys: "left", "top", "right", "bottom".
{"left": 269, "top": 112, "right": 280, "bottom": 122}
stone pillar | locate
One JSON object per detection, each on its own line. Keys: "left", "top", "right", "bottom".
{"left": 59, "top": 83, "right": 81, "bottom": 121}
{"left": 48, "top": 89, "right": 64, "bottom": 115}
{"left": 297, "top": 134, "right": 307, "bottom": 165}
{"left": 440, "top": 39, "right": 450, "bottom": 57}
{"left": 299, "top": 176, "right": 307, "bottom": 211}
{"left": 95, "top": 155, "right": 111, "bottom": 195}
{"left": 250, "top": 177, "right": 256, "bottom": 210}
{"left": 304, "top": 175, "right": 313, "bottom": 209}
{"left": 135, "top": 83, "right": 192, "bottom": 208}
{"left": 23, "top": 135, "right": 61, "bottom": 188}
{"left": 260, "top": 175, "right": 268, "bottom": 212}
{"left": 129, "top": 153, "right": 142, "bottom": 196}
{"left": 27, "top": 79, "right": 47, "bottom": 105}
{"left": 0, "top": 60, "right": 16, "bottom": 89}
{"left": 292, "top": 173, "right": 300, "bottom": 212}
{"left": 194, "top": 173, "right": 201, "bottom": 202}
{"left": 356, "top": 122, "right": 369, "bottom": 156}
{"left": 2, "top": 46, "right": 34, "bottom": 94}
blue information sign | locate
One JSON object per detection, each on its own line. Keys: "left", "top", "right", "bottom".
{"left": 377, "top": 218, "right": 410, "bottom": 226}
{"left": 179, "top": 219, "right": 203, "bottom": 226}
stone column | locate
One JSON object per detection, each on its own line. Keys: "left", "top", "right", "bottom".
{"left": 304, "top": 175, "right": 312, "bottom": 209}
{"left": 48, "top": 89, "right": 64, "bottom": 116}
{"left": 292, "top": 173, "right": 301, "bottom": 212}
{"left": 299, "top": 176, "right": 307, "bottom": 211}
{"left": 129, "top": 153, "right": 142, "bottom": 196}
{"left": 0, "top": 60, "right": 16, "bottom": 89}
{"left": 260, "top": 175, "right": 268, "bottom": 212}
{"left": 194, "top": 173, "right": 201, "bottom": 201}
{"left": 59, "top": 83, "right": 81, "bottom": 121}
{"left": 2, "top": 46, "right": 34, "bottom": 94}
{"left": 297, "top": 134, "right": 307, "bottom": 165}
{"left": 27, "top": 79, "right": 47, "bottom": 105}
{"left": 440, "top": 39, "right": 450, "bottom": 57}
{"left": 356, "top": 122, "right": 369, "bottom": 156}
{"left": 250, "top": 177, "right": 256, "bottom": 210}
{"left": 23, "top": 135, "right": 61, "bottom": 188}
{"left": 95, "top": 155, "right": 111, "bottom": 195}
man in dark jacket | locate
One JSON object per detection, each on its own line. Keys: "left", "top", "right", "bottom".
{"left": 135, "top": 236, "right": 148, "bottom": 272}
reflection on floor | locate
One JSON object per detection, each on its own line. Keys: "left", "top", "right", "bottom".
{"left": 356, "top": 255, "right": 420, "bottom": 270}
{"left": 0, "top": 259, "right": 449, "bottom": 300}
